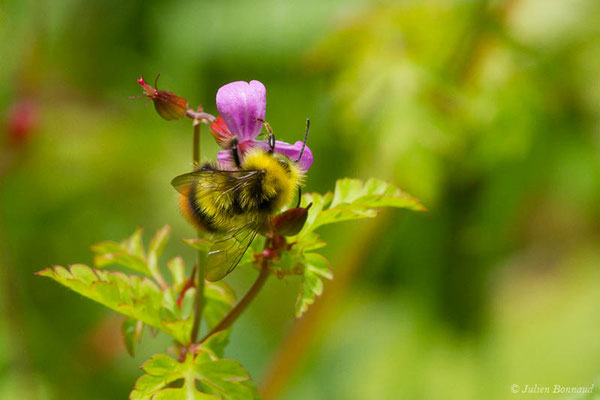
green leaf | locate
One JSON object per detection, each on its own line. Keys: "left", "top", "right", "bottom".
{"left": 148, "top": 226, "right": 171, "bottom": 274}
{"left": 295, "top": 253, "right": 333, "bottom": 318}
{"left": 179, "top": 288, "right": 196, "bottom": 320}
{"left": 201, "top": 331, "right": 230, "bottom": 360}
{"left": 91, "top": 228, "right": 150, "bottom": 276}
{"left": 122, "top": 318, "right": 144, "bottom": 357}
{"left": 272, "top": 179, "right": 422, "bottom": 317}
{"left": 300, "top": 178, "right": 424, "bottom": 233}
{"left": 201, "top": 281, "right": 236, "bottom": 358}
{"left": 37, "top": 264, "right": 192, "bottom": 344}
{"left": 204, "top": 281, "right": 236, "bottom": 330}
{"left": 122, "top": 228, "right": 146, "bottom": 259}
{"left": 295, "top": 232, "right": 327, "bottom": 252}
{"left": 92, "top": 241, "right": 150, "bottom": 276}
{"left": 91, "top": 226, "right": 171, "bottom": 289}
{"left": 168, "top": 257, "right": 186, "bottom": 290}
{"left": 130, "top": 352, "right": 259, "bottom": 400}
{"left": 183, "top": 238, "right": 213, "bottom": 253}
{"left": 300, "top": 192, "right": 333, "bottom": 233}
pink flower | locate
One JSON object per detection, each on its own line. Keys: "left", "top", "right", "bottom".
{"left": 210, "top": 80, "right": 313, "bottom": 171}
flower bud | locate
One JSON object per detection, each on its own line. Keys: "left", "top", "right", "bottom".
{"left": 271, "top": 203, "right": 312, "bottom": 236}
{"left": 5, "top": 98, "right": 38, "bottom": 146}
{"left": 136, "top": 75, "right": 188, "bottom": 120}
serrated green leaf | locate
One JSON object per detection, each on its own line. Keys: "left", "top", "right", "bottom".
{"left": 294, "top": 232, "right": 327, "bottom": 252}
{"left": 91, "top": 227, "right": 172, "bottom": 288}
{"left": 37, "top": 265, "right": 192, "bottom": 344}
{"left": 179, "top": 288, "right": 196, "bottom": 320}
{"left": 168, "top": 257, "right": 186, "bottom": 290}
{"left": 130, "top": 352, "right": 259, "bottom": 400}
{"left": 204, "top": 281, "right": 236, "bottom": 330}
{"left": 268, "top": 246, "right": 303, "bottom": 276}
{"left": 91, "top": 241, "right": 127, "bottom": 255}
{"left": 300, "top": 192, "right": 333, "bottom": 232}
{"left": 201, "top": 331, "right": 230, "bottom": 360}
{"left": 183, "top": 238, "right": 213, "bottom": 253}
{"left": 147, "top": 226, "right": 171, "bottom": 286}
{"left": 304, "top": 253, "right": 333, "bottom": 280}
{"left": 122, "top": 228, "right": 146, "bottom": 259}
{"left": 92, "top": 241, "right": 150, "bottom": 276}
{"left": 295, "top": 253, "right": 333, "bottom": 318}
{"left": 198, "top": 281, "right": 237, "bottom": 358}
{"left": 291, "top": 179, "right": 422, "bottom": 317}
{"left": 329, "top": 178, "right": 364, "bottom": 208}
{"left": 122, "top": 318, "right": 144, "bottom": 357}
{"left": 299, "top": 178, "right": 424, "bottom": 234}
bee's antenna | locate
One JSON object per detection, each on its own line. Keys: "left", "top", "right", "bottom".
{"left": 296, "top": 118, "right": 310, "bottom": 163}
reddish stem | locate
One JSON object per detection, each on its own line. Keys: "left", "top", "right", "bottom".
{"left": 199, "top": 261, "right": 270, "bottom": 343}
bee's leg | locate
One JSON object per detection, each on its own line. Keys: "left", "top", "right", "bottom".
{"left": 266, "top": 123, "right": 275, "bottom": 152}
{"left": 231, "top": 139, "right": 242, "bottom": 168}
{"left": 257, "top": 118, "right": 276, "bottom": 152}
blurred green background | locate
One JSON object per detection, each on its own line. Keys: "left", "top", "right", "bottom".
{"left": 2, "top": 0, "right": 600, "bottom": 399}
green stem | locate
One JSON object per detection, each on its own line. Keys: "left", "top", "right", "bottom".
{"left": 190, "top": 122, "right": 206, "bottom": 344}
{"left": 200, "top": 260, "right": 270, "bottom": 343}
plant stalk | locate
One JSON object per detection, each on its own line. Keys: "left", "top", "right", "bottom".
{"left": 200, "top": 260, "right": 270, "bottom": 343}
{"left": 190, "top": 122, "right": 206, "bottom": 344}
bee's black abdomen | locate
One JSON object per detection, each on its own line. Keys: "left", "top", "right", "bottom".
{"left": 257, "top": 196, "right": 277, "bottom": 213}
{"left": 236, "top": 173, "right": 278, "bottom": 214}
{"left": 231, "top": 196, "right": 245, "bottom": 215}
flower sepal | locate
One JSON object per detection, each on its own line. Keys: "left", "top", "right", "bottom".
{"left": 135, "top": 75, "right": 189, "bottom": 121}
{"left": 209, "top": 115, "right": 234, "bottom": 148}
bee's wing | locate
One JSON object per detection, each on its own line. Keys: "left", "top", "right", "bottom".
{"left": 206, "top": 225, "right": 259, "bottom": 281}
{"left": 171, "top": 168, "right": 263, "bottom": 195}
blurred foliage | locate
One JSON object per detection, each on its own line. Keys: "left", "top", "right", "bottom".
{"left": 1, "top": 0, "right": 600, "bottom": 399}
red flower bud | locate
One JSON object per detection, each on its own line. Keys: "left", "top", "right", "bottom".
{"left": 135, "top": 75, "right": 189, "bottom": 121}
{"left": 270, "top": 203, "right": 312, "bottom": 236}
{"left": 210, "top": 115, "right": 234, "bottom": 148}
{"left": 5, "top": 99, "right": 38, "bottom": 145}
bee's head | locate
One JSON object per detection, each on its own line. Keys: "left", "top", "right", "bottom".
{"left": 273, "top": 153, "right": 292, "bottom": 176}
{"left": 263, "top": 118, "right": 309, "bottom": 178}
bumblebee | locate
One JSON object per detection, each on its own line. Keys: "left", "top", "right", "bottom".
{"left": 172, "top": 121, "right": 309, "bottom": 281}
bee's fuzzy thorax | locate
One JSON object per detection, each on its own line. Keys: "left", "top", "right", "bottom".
{"left": 241, "top": 148, "right": 303, "bottom": 211}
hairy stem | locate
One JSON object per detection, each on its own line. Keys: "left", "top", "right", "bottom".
{"left": 185, "top": 109, "right": 215, "bottom": 123}
{"left": 200, "top": 261, "right": 270, "bottom": 343}
{"left": 190, "top": 122, "right": 206, "bottom": 344}
{"left": 192, "top": 120, "right": 200, "bottom": 167}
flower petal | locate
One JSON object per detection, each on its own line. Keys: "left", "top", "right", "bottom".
{"left": 256, "top": 140, "right": 313, "bottom": 172}
{"left": 217, "top": 150, "right": 236, "bottom": 170}
{"left": 216, "top": 81, "right": 266, "bottom": 142}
